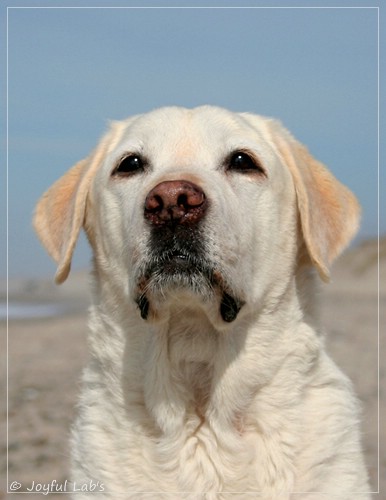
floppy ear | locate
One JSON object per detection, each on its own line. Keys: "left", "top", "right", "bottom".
{"left": 270, "top": 121, "right": 360, "bottom": 282}
{"left": 33, "top": 159, "right": 92, "bottom": 284}
{"left": 33, "top": 120, "right": 129, "bottom": 284}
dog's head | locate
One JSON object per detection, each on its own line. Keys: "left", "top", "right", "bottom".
{"left": 33, "top": 106, "right": 360, "bottom": 325}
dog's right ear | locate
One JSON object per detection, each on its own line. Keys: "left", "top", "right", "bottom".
{"left": 33, "top": 120, "right": 129, "bottom": 284}
{"left": 33, "top": 158, "right": 91, "bottom": 284}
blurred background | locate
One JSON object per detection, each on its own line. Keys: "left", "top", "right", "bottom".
{"left": 1, "top": 0, "right": 384, "bottom": 497}
{"left": 2, "top": 0, "right": 381, "bottom": 280}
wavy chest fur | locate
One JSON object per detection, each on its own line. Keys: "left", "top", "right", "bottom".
{"left": 71, "top": 297, "right": 318, "bottom": 499}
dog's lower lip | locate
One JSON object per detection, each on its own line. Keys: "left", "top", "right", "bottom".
{"left": 162, "top": 251, "right": 190, "bottom": 264}
{"left": 170, "top": 254, "right": 188, "bottom": 263}
{"left": 163, "top": 253, "right": 191, "bottom": 271}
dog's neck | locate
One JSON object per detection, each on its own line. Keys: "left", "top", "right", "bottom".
{"left": 87, "top": 269, "right": 320, "bottom": 437}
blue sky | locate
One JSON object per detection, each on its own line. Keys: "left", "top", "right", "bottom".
{"left": 1, "top": 1, "right": 382, "bottom": 279}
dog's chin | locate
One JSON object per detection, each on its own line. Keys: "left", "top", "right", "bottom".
{"left": 135, "top": 255, "right": 243, "bottom": 323}
{"left": 136, "top": 255, "right": 214, "bottom": 313}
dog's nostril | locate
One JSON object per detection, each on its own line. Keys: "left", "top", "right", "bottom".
{"left": 177, "top": 193, "right": 188, "bottom": 207}
{"left": 145, "top": 194, "right": 163, "bottom": 212}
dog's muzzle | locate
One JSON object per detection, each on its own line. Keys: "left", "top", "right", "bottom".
{"left": 136, "top": 179, "right": 243, "bottom": 323}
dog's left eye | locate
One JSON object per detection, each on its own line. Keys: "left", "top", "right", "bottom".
{"left": 112, "top": 155, "right": 145, "bottom": 176}
{"left": 228, "top": 152, "right": 263, "bottom": 174}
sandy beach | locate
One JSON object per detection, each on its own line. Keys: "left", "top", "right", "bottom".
{"left": 1, "top": 238, "right": 384, "bottom": 499}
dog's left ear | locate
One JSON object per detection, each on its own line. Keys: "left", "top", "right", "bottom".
{"left": 270, "top": 121, "right": 360, "bottom": 282}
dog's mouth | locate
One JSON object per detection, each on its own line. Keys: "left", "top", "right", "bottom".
{"left": 135, "top": 242, "right": 243, "bottom": 323}
{"left": 155, "top": 250, "right": 199, "bottom": 273}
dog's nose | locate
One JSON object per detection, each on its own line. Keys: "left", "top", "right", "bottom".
{"left": 144, "top": 180, "right": 207, "bottom": 226}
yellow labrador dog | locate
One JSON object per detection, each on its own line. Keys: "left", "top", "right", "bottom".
{"left": 34, "top": 106, "right": 369, "bottom": 499}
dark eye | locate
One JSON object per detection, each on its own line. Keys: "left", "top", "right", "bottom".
{"left": 112, "top": 155, "right": 145, "bottom": 176}
{"left": 228, "top": 151, "right": 263, "bottom": 174}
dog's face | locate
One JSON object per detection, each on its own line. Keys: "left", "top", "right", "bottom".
{"left": 87, "top": 107, "right": 298, "bottom": 324}
{"left": 34, "top": 106, "right": 360, "bottom": 327}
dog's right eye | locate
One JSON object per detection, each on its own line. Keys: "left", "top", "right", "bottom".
{"left": 112, "top": 155, "right": 145, "bottom": 177}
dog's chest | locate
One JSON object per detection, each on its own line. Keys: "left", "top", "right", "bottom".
{"left": 132, "top": 408, "right": 295, "bottom": 498}
{"left": 123, "top": 323, "right": 297, "bottom": 495}
{"left": 149, "top": 416, "right": 256, "bottom": 493}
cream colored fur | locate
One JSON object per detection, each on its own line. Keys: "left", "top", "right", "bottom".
{"left": 34, "top": 106, "right": 369, "bottom": 499}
